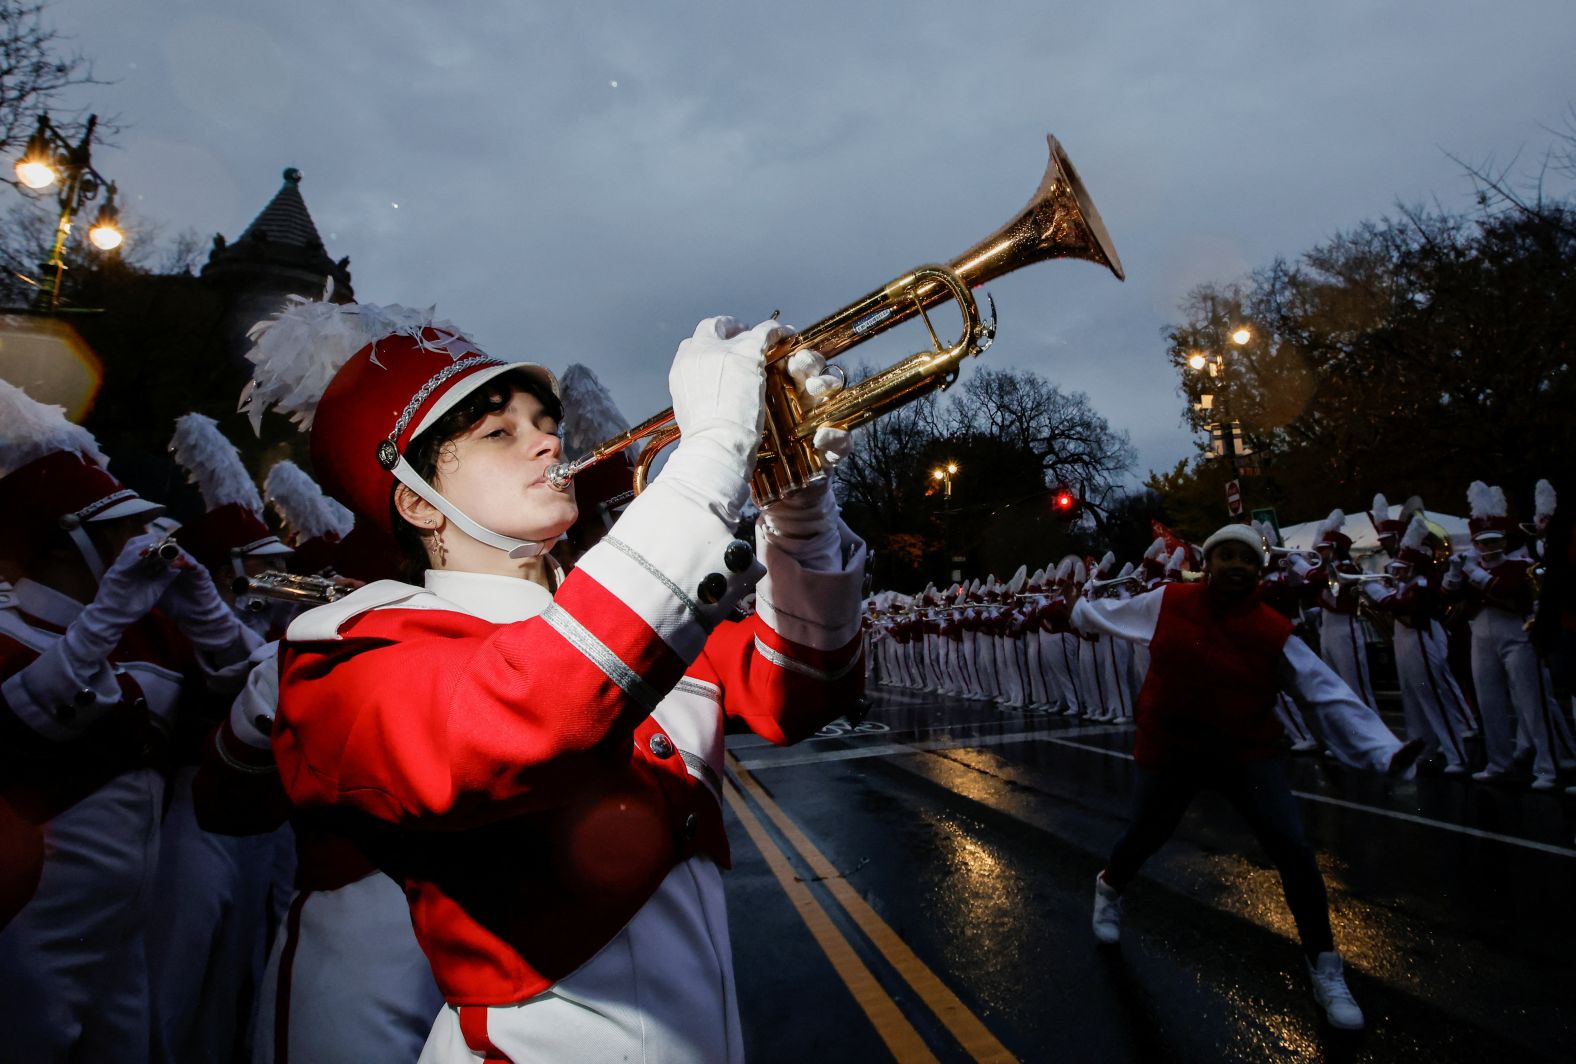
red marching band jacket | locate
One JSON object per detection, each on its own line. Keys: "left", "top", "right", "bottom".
{"left": 1443, "top": 557, "right": 1539, "bottom": 620}
{"left": 269, "top": 517, "right": 866, "bottom": 1008}
{"left": 1133, "top": 583, "right": 1294, "bottom": 768}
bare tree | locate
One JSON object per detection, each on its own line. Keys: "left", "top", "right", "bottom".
{"left": 1, "top": 1, "right": 103, "bottom": 166}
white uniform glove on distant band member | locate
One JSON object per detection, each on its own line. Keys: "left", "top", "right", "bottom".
{"left": 3, "top": 531, "right": 181, "bottom": 738}
{"left": 158, "top": 550, "right": 262, "bottom": 665}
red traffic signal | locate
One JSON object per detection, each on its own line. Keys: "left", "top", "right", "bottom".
{"left": 1052, "top": 487, "right": 1080, "bottom": 518}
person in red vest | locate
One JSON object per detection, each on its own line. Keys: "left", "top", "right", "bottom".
{"left": 1071, "top": 522, "right": 1422, "bottom": 1032}
{"left": 240, "top": 298, "right": 865, "bottom": 1063}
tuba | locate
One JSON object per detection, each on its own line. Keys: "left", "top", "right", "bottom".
{"left": 545, "top": 133, "right": 1124, "bottom": 505}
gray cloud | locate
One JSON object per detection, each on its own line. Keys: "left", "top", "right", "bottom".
{"left": 47, "top": 0, "right": 1576, "bottom": 480}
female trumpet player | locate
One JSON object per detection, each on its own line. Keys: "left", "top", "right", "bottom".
{"left": 241, "top": 300, "right": 867, "bottom": 1063}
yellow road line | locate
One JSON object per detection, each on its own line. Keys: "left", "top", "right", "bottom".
{"left": 729, "top": 753, "right": 1019, "bottom": 1064}
{"left": 722, "top": 778, "right": 941, "bottom": 1064}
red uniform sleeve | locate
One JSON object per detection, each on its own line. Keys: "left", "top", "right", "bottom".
{"left": 692, "top": 613, "right": 864, "bottom": 747}
{"left": 273, "top": 570, "right": 693, "bottom": 828}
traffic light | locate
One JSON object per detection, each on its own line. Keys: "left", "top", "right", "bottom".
{"left": 1052, "top": 486, "right": 1080, "bottom": 519}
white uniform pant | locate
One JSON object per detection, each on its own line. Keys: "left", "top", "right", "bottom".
{"left": 967, "top": 631, "right": 999, "bottom": 701}
{"left": 1080, "top": 636, "right": 1109, "bottom": 719}
{"left": 1053, "top": 633, "right": 1085, "bottom": 715}
{"left": 1320, "top": 610, "right": 1377, "bottom": 710}
{"left": 420, "top": 858, "right": 741, "bottom": 1064}
{"left": 0, "top": 768, "right": 163, "bottom": 1064}
{"left": 1098, "top": 638, "right": 1134, "bottom": 720}
{"left": 995, "top": 635, "right": 1027, "bottom": 707}
{"left": 146, "top": 767, "right": 288, "bottom": 1064}
{"left": 1470, "top": 609, "right": 1576, "bottom": 782}
{"left": 256, "top": 871, "right": 443, "bottom": 1064}
{"left": 1035, "top": 631, "right": 1068, "bottom": 711}
{"left": 1274, "top": 692, "right": 1319, "bottom": 748}
{"left": 1024, "top": 632, "right": 1048, "bottom": 706}
{"left": 1392, "top": 621, "right": 1471, "bottom": 770}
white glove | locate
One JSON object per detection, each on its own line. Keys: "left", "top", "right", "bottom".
{"left": 1286, "top": 555, "right": 1316, "bottom": 580}
{"left": 761, "top": 480, "right": 842, "bottom": 571}
{"left": 64, "top": 532, "right": 185, "bottom": 666}
{"left": 159, "top": 555, "right": 256, "bottom": 660}
{"left": 12, "top": 532, "right": 184, "bottom": 736}
{"left": 1460, "top": 551, "right": 1491, "bottom": 588}
{"left": 663, "top": 316, "right": 783, "bottom": 524}
{"left": 786, "top": 350, "right": 853, "bottom": 468}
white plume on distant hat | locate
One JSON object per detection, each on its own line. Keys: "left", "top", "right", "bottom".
{"left": 170, "top": 413, "right": 263, "bottom": 514}
{"left": 1117, "top": 561, "right": 1135, "bottom": 579}
{"left": 1401, "top": 515, "right": 1430, "bottom": 552}
{"left": 1371, "top": 492, "right": 1389, "bottom": 519}
{"left": 0, "top": 379, "right": 108, "bottom": 476}
{"left": 1317, "top": 509, "right": 1345, "bottom": 537}
{"left": 1007, "top": 565, "right": 1028, "bottom": 593}
{"left": 264, "top": 460, "right": 354, "bottom": 540}
{"left": 1466, "top": 481, "right": 1506, "bottom": 519}
{"left": 241, "top": 293, "right": 489, "bottom": 433}
{"left": 1097, "top": 550, "right": 1116, "bottom": 574}
{"left": 1144, "top": 537, "right": 1166, "bottom": 561}
{"left": 1534, "top": 479, "right": 1556, "bottom": 520}
{"left": 1053, "top": 558, "right": 1073, "bottom": 580}
{"left": 1166, "top": 547, "right": 1187, "bottom": 571}
{"left": 1030, "top": 567, "right": 1045, "bottom": 584}
{"left": 557, "top": 364, "right": 631, "bottom": 458}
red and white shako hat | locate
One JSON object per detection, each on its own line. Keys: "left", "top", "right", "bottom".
{"left": 1395, "top": 515, "right": 1435, "bottom": 572}
{"left": 1315, "top": 509, "right": 1351, "bottom": 557}
{"left": 240, "top": 296, "right": 559, "bottom": 558}
{"left": 1466, "top": 481, "right": 1513, "bottom": 543}
{"left": 1368, "top": 492, "right": 1406, "bottom": 542}
{"left": 263, "top": 460, "right": 355, "bottom": 575}
{"left": 0, "top": 379, "right": 163, "bottom": 577}
{"left": 169, "top": 413, "right": 292, "bottom": 576}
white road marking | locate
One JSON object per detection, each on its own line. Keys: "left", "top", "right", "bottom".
{"left": 737, "top": 727, "right": 1576, "bottom": 859}
{"left": 1034, "top": 736, "right": 1576, "bottom": 859}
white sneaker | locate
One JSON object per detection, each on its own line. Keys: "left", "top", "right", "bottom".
{"left": 1307, "top": 952, "right": 1365, "bottom": 1030}
{"left": 1289, "top": 739, "right": 1322, "bottom": 754}
{"left": 1092, "top": 873, "right": 1122, "bottom": 944}
{"left": 1530, "top": 777, "right": 1558, "bottom": 792}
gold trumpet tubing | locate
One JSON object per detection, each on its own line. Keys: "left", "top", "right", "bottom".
{"left": 548, "top": 132, "right": 1123, "bottom": 496}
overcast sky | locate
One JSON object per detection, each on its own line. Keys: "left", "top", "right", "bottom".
{"left": 41, "top": 0, "right": 1576, "bottom": 482}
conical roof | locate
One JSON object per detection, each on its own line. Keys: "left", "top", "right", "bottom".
{"left": 238, "top": 168, "right": 324, "bottom": 248}
{"left": 201, "top": 167, "right": 353, "bottom": 300}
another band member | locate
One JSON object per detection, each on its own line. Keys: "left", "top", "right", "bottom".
{"left": 1073, "top": 523, "right": 1420, "bottom": 1032}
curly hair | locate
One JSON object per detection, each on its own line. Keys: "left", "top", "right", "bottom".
{"left": 390, "top": 370, "right": 563, "bottom": 576}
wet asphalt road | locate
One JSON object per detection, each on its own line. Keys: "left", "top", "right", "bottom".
{"left": 721, "top": 687, "right": 1576, "bottom": 1063}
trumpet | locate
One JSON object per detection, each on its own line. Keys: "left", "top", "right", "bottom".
{"left": 1268, "top": 546, "right": 1322, "bottom": 567}
{"left": 545, "top": 133, "right": 1123, "bottom": 504}
{"left": 234, "top": 571, "right": 352, "bottom": 607}
{"left": 1088, "top": 574, "right": 1144, "bottom": 594}
{"left": 1334, "top": 571, "right": 1395, "bottom": 588}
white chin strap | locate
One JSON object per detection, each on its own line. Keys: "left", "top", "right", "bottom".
{"left": 61, "top": 516, "right": 106, "bottom": 582}
{"left": 391, "top": 457, "right": 554, "bottom": 560}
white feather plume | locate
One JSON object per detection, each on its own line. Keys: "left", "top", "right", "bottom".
{"left": 1466, "top": 481, "right": 1506, "bottom": 519}
{"left": 558, "top": 364, "right": 632, "bottom": 458}
{"left": 1098, "top": 550, "right": 1116, "bottom": 573}
{"left": 1534, "top": 479, "right": 1556, "bottom": 519}
{"left": 1007, "top": 565, "right": 1028, "bottom": 593}
{"left": 1318, "top": 509, "right": 1346, "bottom": 536}
{"left": 0, "top": 379, "right": 108, "bottom": 476}
{"left": 264, "top": 460, "right": 354, "bottom": 540}
{"left": 1371, "top": 492, "right": 1390, "bottom": 520}
{"left": 1117, "top": 561, "right": 1136, "bottom": 579}
{"left": 1144, "top": 536, "right": 1166, "bottom": 561}
{"left": 1401, "top": 515, "right": 1429, "bottom": 552}
{"left": 1074, "top": 559, "right": 1088, "bottom": 583}
{"left": 1030, "top": 568, "right": 1045, "bottom": 584}
{"left": 170, "top": 414, "right": 262, "bottom": 513}
{"left": 1167, "top": 547, "right": 1187, "bottom": 571}
{"left": 241, "top": 297, "right": 487, "bottom": 433}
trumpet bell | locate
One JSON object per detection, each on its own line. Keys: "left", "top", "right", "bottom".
{"left": 546, "top": 133, "right": 1124, "bottom": 505}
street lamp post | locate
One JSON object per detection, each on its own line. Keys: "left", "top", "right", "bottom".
{"left": 930, "top": 461, "right": 959, "bottom": 500}
{"left": 12, "top": 113, "right": 125, "bottom": 312}
{"left": 1184, "top": 305, "right": 1252, "bottom": 517}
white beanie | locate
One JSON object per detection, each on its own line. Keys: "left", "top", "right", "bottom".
{"left": 1201, "top": 523, "right": 1266, "bottom": 564}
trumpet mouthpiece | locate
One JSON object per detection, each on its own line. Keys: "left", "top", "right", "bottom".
{"left": 545, "top": 461, "right": 576, "bottom": 491}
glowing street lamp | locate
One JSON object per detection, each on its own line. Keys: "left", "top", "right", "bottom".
{"left": 8, "top": 114, "right": 126, "bottom": 311}
{"left": 931, "top": 462, "right": 959, "bottom": 499}
{"left": 1186, "top": 352, "right": 1208, "bottom": 371}
{"left": 1231, "top": 326, "right": 1252, "bottom": 346}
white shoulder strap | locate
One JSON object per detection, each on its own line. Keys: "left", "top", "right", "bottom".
{"left": 284, "top": 579, "right": 455, "bottom": 643}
